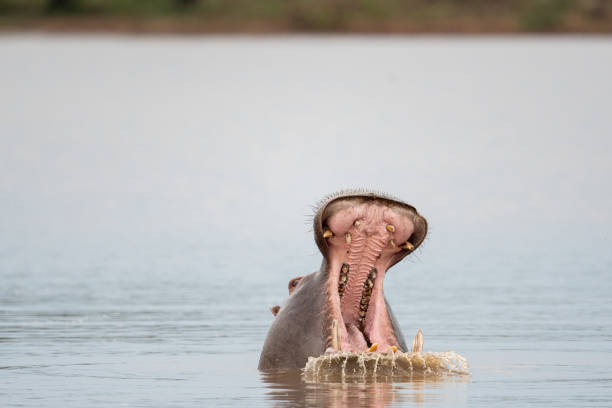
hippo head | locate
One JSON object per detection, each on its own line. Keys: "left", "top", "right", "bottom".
{"left": 258, "top": 190, "right": 427, "bottom": 370}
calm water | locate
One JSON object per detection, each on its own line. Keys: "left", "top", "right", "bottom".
{"left": 1, "top": 35, "right": 612, "bottom": 407}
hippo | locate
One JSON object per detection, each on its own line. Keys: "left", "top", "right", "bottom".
{"left": 259, "top": 191, "right": 428, "bottom": 370}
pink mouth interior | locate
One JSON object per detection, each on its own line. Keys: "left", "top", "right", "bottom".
{"left": 324, "top": 201, "right": 415, "bottom": 353}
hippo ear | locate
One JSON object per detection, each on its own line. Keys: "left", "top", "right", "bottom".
{"left": 288, "top": 276, "right": 303, "bottom": 295}
{"left": 270, "top": 306, "right": 280, "bottom": 317}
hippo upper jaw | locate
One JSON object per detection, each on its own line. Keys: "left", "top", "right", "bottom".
{"left": 314, "top": 192, "right": 427, "bottom": 354}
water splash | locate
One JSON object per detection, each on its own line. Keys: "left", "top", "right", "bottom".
{"left": 303, "top": 350, "right": 469, "bottom": 383}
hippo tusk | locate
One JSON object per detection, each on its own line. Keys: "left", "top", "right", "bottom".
{"left": 331, "top": 319, "right": 340, "bottom": 351}
{"left": 411, "top": 330, "right": 423, "bottom": 353}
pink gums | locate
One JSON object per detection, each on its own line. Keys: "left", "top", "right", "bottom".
{"left": 325, "top": 202, "right": 415, "bottom": 352}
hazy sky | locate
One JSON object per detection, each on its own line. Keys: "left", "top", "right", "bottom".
{"left": 1, "top": 35, "right": 611, "bottom": 260}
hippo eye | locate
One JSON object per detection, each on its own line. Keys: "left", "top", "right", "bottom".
{"left": 292, "top": 280, "right": 299, "bottom": 287}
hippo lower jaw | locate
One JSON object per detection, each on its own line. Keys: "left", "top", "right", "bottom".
{"left": 320, "top": 196, "right": 427, "bottom": 353}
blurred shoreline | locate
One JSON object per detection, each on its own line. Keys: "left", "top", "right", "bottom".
{"left": 1, "top": 16, "right": 612, "bottom": 35}
{"left": 2, "top": 0, "right": 612, "bottom": 35}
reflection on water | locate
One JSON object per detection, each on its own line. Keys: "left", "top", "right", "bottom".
{"left": 262, "top": 368, "right": 469, "bottom": 407}
{"left": 263, "top": 350, "right": 470, "bottom": 406}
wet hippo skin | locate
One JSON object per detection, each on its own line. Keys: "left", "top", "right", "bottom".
{"left": 259, "top": 191, "right": 427, "bottom": 370}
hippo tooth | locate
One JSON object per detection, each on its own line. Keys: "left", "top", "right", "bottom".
{"left": 338, "top": 263, "right": 350, "bottom": 297}
{"left": 389, "top": 239, "right": 396, "bottom": 248}
{"left": 345, "top": 232, "right": 351, "bottom": 244}
{"left": 386, "top": 224, "right": 395, "bottom": 233}
{"left": 353, "top": 220, "right": 360, "bottom": 227}
{"left": 367, "top": 343, "right": 378, "bottom": 352}
{"left": 401, "top": 241, "right": 415, "bottom": 251}
{"left": 391, "top": 346, "right": 398, "bottom": 353}
{"left": 323, "top": 230, "right": 333, "bottom": 239}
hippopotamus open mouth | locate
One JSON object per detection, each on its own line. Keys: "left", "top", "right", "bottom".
{"left": 259, "top": 191, "right": 427, "bottom": 370}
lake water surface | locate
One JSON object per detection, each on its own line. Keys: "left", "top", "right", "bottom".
{"left": 1, "top": 35, "right": 611, "bottom": 407}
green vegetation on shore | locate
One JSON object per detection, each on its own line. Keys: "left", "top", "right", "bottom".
{"left": 1, "top": 0, "right": 611, "bottom": 33}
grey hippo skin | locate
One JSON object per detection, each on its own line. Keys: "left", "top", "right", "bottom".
{"left": 258, "top": 190, "right": 428, "bottom": 370}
